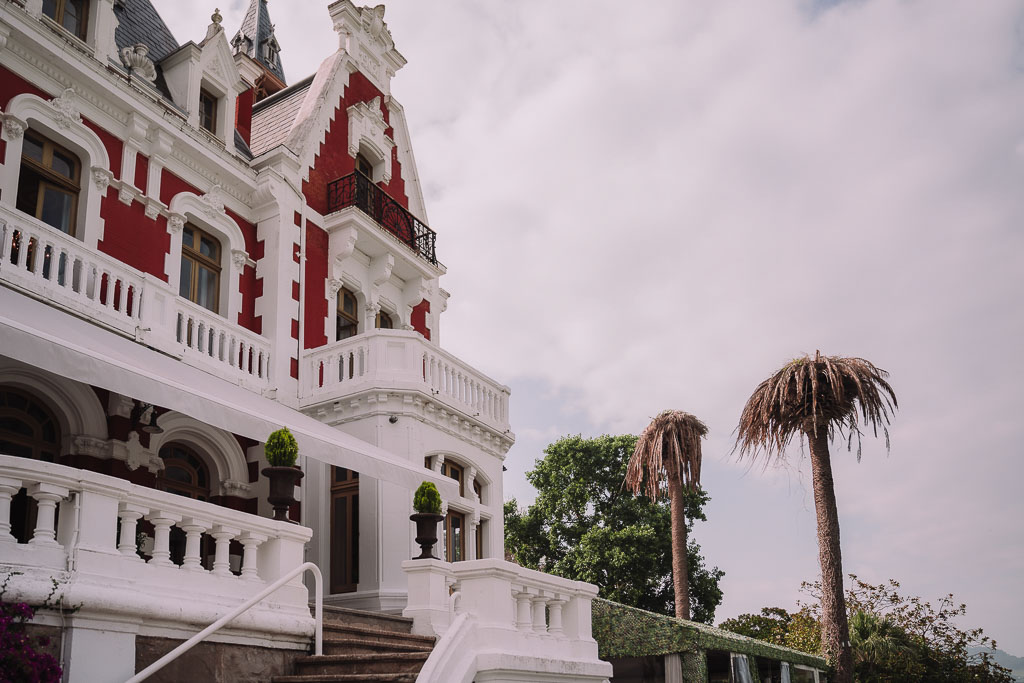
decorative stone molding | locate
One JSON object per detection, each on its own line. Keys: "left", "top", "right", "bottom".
{"left": 167, "top": 213, "right": 186, "bottom": 234}
{"left": 221, "top": 479, "right": 252, "bottom": 497}
{"left": 118, "top": 183, "right": 137, "bottom": 206}
{"left": 91, "top": 167, "right": 114, "bottom": 193}
{"left": 2, "top": 114, "right": 26, "bottom": 141}
{"left": 200, "top": 184, "right": 227, "bottom": 218}
{"left": 347, "top": 97, "right": 394, "bottom": 184}
{"left": 50, "top": 88, "right": 83, "bottom": 130}
{"left": 327, "top": 278, "right": 344, "bottom": 297}
{"left": 231, "top": 249, "right": 252, "bottom": 269}
{"left": 144, "top": 197, "right": 164, "bottom": 220}
{"left": 120, "top": 43, "right": 157, "bottom": 83}
{"left": 330, "top": 1, "right": 406, "bottom": 94}
{"left": 68, "top": 435, "right": 111, "bottom": 459}
{"left": 111, "top": 432, "right": 162, "bottom": 473}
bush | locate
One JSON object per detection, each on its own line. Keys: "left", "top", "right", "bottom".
{"left": 0, "top": 601, "right": 61, "bottom": 683}
{"left": 413, "top": 481, "right": 442, "bottom": 514}
{"left": 265, "top": 427, "right": 298, "bottom": 467}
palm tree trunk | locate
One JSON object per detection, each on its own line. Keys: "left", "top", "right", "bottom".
{"left": 668, "top": 477, "right": 691, "bottom": 621}
{"left": 807, "top": 428, "right": 853, "bottom": 683}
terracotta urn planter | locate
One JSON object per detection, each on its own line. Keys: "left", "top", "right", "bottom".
{"left": 410, "top": 512, "right": 444, "bottom": 559}
{"left": 262, "top": 466, "right": 304, "bottom": 523}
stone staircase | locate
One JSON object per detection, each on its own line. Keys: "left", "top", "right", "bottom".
{"left": 271, "top": 605, "right": 435, "bottom": 683}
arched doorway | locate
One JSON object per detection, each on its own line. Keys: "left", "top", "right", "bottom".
{"left": 157, "top": 442, "right": 214, "bottom": 567}
{"left": 0, "top": 387, "right": 62, "bottom": 542}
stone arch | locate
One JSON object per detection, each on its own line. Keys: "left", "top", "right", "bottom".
{"left": 149, "top": 411, "right": 250, "bottom": 496}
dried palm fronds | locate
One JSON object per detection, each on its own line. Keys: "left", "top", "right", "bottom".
{"left": 735, "top": 351, "right": 898, "bottom": 463}
{"left": 626, "top": 410, "right": 708, "bottom": 498}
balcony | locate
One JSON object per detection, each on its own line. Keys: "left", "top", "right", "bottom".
{"left": 300, "top": 329, "right": 510, "bottom": 432}
{"left": 0, "top": 454, "right": 313, "bottom": 642}
{"left": 0, "top": 206, "right": 272, "bottom": 390}
{"left": 327, "top": 172, "right": 438, "bottom": 266}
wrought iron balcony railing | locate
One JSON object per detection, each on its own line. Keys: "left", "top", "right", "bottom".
{"left": 326, "top": 172, "right": 438, "bottom": 266}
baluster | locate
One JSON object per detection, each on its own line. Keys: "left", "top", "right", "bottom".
{"left": 133, "top": 282, "right": 143, "bottom": 320}
{"left": 103, "top": 270, "right": 115, "bottom": 309}
{"left": 0, "top": 223, "right": 10, "bottom": 264}
{"left": 180, "top": 517, "right": 211, "bottom": 572}
{"left": 71, "top": 256, "right": 83, "bottom": 295}
{"left": 198, "top": 321, "right": 207, "bottom": 353}
{"left": 117, "top": 503, "right": 148, "bottom": 559}
{"left": 238, "top": 532, "right": 266, "bottom": 582}
{"left": 230, "top": 336, "right": 239, "bottom": 368}
{"left": 27, "top": 483, "right": 68, "bottom": 546}
{"left": 548, "top": 597, "right": 566, "bottom": 636}
{"left": 15, "top": 231, "right": 30, "bottom": 270}
{"left": 532, "top": 593, "right": 549, "bottom": 633}
{"left": 0, "top": 477, "right": 22, "bottom": 543}
{"left": 514, "top": 588, "right": 534, "bottom": 631}
{"left": 146, "top": 511, "right": 182, "bottom": 567}
{"left": 211, "top": 525, "right": 240, "bottom": 577}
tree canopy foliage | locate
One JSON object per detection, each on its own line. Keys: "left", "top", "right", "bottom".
{"left": 719, "top": 575, "right": 1013, "bottom": 682}
{"left": 504, "top": 434, "right": 724, "bottom": 623}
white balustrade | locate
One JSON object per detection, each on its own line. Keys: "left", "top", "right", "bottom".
{"left": 0, "top": 206, "right": 272, "bottom": 389}
{"left": 0, "top": 454, "right": 313, "bottom": 641}
{"left": 301, "top": 329, "right": 510, "bottom": 430}
{"left": 403, "top": 557, "right": 611, "bottom": 683}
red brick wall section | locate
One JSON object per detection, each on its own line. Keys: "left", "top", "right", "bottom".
{"left": 411, "top": 299, "right": 430, "bottom": 340}
{"left": 303, "top": 220, "right": 328, "bottom": 349}
{"left": 226, "top": 208, "right": 264, "bottom": 335}
{"left": 134, "top": 153, "right": 149, "bottom": 193}
{"left": 0, "top": 65, "right": 50, "bottom": 108}
{"left": 80, "top": 118, "right": 124, "bottom": 180}
{"left": 159, "top": 169, "right": 200, "bottom": 205}
{"left": 301, "top": 72, "right": 409, "bottom": 215}
{"left": 97, "top": 189, "right": 170, "bottom": 281}
{"left": 235, "top": 88, "right": 254, "bottom": 147}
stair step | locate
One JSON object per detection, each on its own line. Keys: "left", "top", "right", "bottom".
{"left": 295, "top": 652, "right": 429, "bottom": 676}
{"left": 322, "top": 623, "right": 435, "bottom": 647}
{"left": 322, "top": 636, "right": 434, "bottom": 656}
{"left": 271, "top": 675, "right": 418, "bottom": 683}
{"left": 315, "top": 604, "right": 415, "bottom": 633}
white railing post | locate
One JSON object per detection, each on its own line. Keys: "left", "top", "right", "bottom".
{"left": 180, "top": 517, "right": 211, "bottom": 572}
{"left": 118, "top": 503, "right": 148, "bottom": 559}
{"left": 514, "top": 587, "right": 533, "bottom": 632}
{"left": 147, "top": 511, "right": 182, "bottom": 567}
{"left": 0, "top": 477, "right": 22, "bottom": 543}
{"left": 211, "top": 525, "right": 240, "bottom": 576}
{"left": 238, "top": 531, "right": 266, "bottom": 582}
{"left": 531, "top": 593, "right": 549, "bottom": 633}
{"left": 28, "top": 483, "right": 68, "bottom": 546}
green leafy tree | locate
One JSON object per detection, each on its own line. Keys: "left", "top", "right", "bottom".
{"left": 504, "top": 434, "right": 724, "bottom": 622}
{"left": 718, "top": 606, "right": 821, "bottom": 656}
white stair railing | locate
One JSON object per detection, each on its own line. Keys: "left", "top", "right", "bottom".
{"left": 127, "top": 562, "right": 323, "bottom": 683}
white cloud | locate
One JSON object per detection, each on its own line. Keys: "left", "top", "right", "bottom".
{"left": 159, "top": 0, "right": 1024, "bottom": 654}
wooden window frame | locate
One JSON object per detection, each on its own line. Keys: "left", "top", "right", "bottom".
{"left": 17, "top": 130, "right": 81, "bottom": 236}
{"left": 375, "top": 310, "right": 393, "bottom": 330}
{"left": 440, "top": 460, "right": 464, "bottom": 498}
{"left": 336, "top": 287, "right": 359, "bottom": 341}
{"left": 180, "top": 223, "right": 222, "bottom": 314}
{"left": 330, "top": 467, "right": 359, "bottom": 594}
{"left": 42, "top": 0, "right": 89, "bottom": 41}
{"left": 445, "top": 510, "right": 466, "bottom": 563}
{"left": 157, "top": 442, "right": 212, "bottom": 501}
{"left": 476, "top": 520, "right": 484, "bottom": 560}
{"left": 199, "top": 88, "right": 218, "bottom": 135}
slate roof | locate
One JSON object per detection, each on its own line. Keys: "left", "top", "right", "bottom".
{"left": 231, "top": 0, "right": 287, "bottom": 84}
{"left": 249, "top": 77, "right": 312, "bottom": 157}
{"left": 113, "top": 0, "right": 180, "bottom": 64}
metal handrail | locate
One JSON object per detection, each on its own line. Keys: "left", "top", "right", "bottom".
{"left": 126, "top": 562, "right": 323, "bottom": 683}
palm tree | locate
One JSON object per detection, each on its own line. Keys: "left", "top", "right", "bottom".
{"left": 734, "top": 352, "right": 897, "bottom": 683}
{"left": 625, "top": 410, "right": 707, "bottom": 621}
{"left": 849, "top": 610, "right": 920, "bottom": 682}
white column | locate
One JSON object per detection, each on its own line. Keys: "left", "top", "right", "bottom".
{"left": 117, "top": 504, "right": 147, "bottom": 559}
{"left": 531, "top": 594, "right": 548, "bottom": 633}
{"left": 211, "top": 525, "right": 240, "bottom": 577}
{"left": 548, "top": 598, "right": 565, "bottom": 636}
{"left": 514, "top": 588, "right": 533, "bottom": 632}
{"left": 179, "top": 517, "right": 211, "bottom": 572}
{"left": 146, "top": 511, "right": 181, "bottom": 567}
{"left": 28, "top": 483, "right": 68, "bottom": 546}
{"left": 0, "top": 478, "right": 22, "bottom": 543}
{"left": 238, "top": 532, "right": 266, "bottom": 582}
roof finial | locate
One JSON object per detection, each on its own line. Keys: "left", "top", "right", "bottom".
{"left": 212, "top": 8, "right": 223, "bottom": 25}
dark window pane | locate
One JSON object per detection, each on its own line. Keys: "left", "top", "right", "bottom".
{"left": 179, "top": 258, "right": 193, "bottom": 299}
{"left": 23, "top": 136, "right": 44, "bottom": 164}
{"left": 16, "top": 169, "right": 41, "bottom": 219}
{"left": 196, "top": 265, "right": 218, "bottom": 312}
{"left": 39, "top": 185, "right": 74, "bottom": 234}
{"left": 0, "top": 440, "right": 35, "bottom": 459}
{"left": 165, "top": 466, "right": 192, "bottom": 484}
{"left": 51, "top": 150, "right": 76, "bottom": 180}
{"left": 41, "top": 0, "right": 58, "bottom": 21}
{"left": 200, "top": 235, "right": 218, "bottom": 260}
{"left": 0, "top": 417, "right": 34, "bottom": 437}
{"left": 182, "top": 228, "right": 195, "bottom": 249}
{"left": 61, "top": 0, "right": 82, "bottom": 35}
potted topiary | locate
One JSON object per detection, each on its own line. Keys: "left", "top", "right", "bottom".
{"left": 410, "top": 481, "right": 444, "bottom": 559}
{"left": 262, "top": 427, "right": 303, "bottom": 523}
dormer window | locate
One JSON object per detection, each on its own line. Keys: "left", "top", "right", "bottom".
{"left": 43, "top": 0, "right": 89, "bottom": 41}
{"left": 199, "top": 88, "right": 218, "bottom": 134}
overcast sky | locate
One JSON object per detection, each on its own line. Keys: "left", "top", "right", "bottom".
{"left": 164, "top": 0, "right": 1024, "bottom": 655}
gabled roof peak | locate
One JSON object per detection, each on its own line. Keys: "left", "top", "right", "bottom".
{"left": 231, "top": 0, "right": 286, "bottom": 85}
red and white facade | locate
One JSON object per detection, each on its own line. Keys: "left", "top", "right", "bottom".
{"left": 0, "top": 1, "right": 610, "bottom": 680}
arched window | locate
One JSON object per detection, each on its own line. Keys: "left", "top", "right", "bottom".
{"left": 336, "top": 287, "right": 359, "bottom": 341}
{"left": 157, "top": 443, "right": 212, "bottom": 501}
{"left": 0, "top": 388, "right": 61, "bottom": 463}
{"left": 439, "top": 460, "right": 464, "bottom": 498}
{"left": 16, "top": 130, "right": 81, "bottom": 236}
{"left": 43, "top": 0, "right": 89, "bottom": 41}
{"left": 376, "top": 310, "right": 393, "bottom": 330}
{"left": 179, "top": 224, "right": 222, "bottom": 313}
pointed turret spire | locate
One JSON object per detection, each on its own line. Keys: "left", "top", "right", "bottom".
{"left": 231, "top": 0, "right": 286, "bottom": 86}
